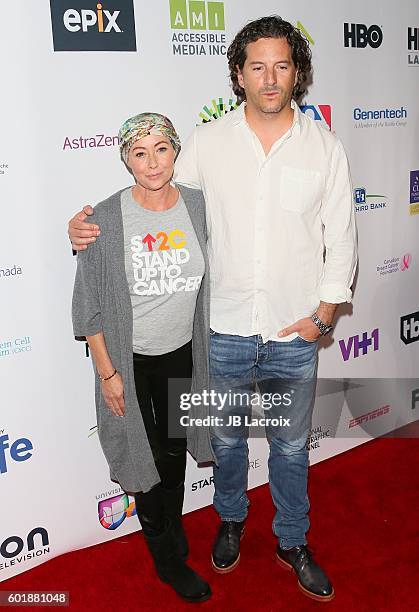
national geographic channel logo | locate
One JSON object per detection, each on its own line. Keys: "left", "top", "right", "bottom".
{"left": 50, "top": 0, "right": 137, "bottom": 51}
{"left": 169, "top": 0, "right": 226, "bottom": 56}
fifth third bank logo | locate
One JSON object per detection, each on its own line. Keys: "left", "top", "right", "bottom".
{"left": 50, "top": 0, "right": 137, "bottom": 51}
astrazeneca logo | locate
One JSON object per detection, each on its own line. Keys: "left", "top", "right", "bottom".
{"left": 344, "top": 23, "right": 383, "bottom": 48}
{"left": 98, "top": 493, "right": 136, "bottom": 529}
{"left": 0, "top": 432, "right": 33, "bottom": 475}
{"left": 400, "top": 311, "right": 419, "bottom": 345}
{"left": 0, "top": 528, "right": 50, "bottom": 570}
{"left": 50, "top": 0, "right": 137, "bottom": 51}
{"left": 197, "top": 97, "right": 237, "bottom": 124}
{"left": 339, "top": 328, "right": 379, "bottom": 361}
{"left": 300, "top": 105, "right": 331, "bottom": 130}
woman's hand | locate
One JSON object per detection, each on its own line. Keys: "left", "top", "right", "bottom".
{"left": 101, "top": 372, "right": 125, "bottom": 417}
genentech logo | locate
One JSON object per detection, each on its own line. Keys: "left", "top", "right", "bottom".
{"left": 50, "top": 0, "right": 136, "bottom": 51}
{"left": 339, "top": 328, "right": 379, "bottom": 361}
{"left": 344, "top": 23, "right": 383, "bottom": 48}
{"left": 300, "top": 105, "right": 331, "bottom": 130}
{"left": 400, "top": 311, "right": 419, "bottom": 345}
{"left": 169, "top": 0, "right": 226, "bottom": 56}
{"left": 408, "top": 27, "right": 419, "bottom": 65}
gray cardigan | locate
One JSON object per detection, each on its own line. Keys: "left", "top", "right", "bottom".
{"left": 72, "top": 184, "right": 215, "bottom": 493}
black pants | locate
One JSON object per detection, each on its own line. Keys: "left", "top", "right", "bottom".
{"left": 133, "top": 341, "right": 192, "bottom": 534}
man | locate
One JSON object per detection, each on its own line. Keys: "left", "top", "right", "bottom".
{"left": 69, "top": 16, "right": 357, "bottom": 602}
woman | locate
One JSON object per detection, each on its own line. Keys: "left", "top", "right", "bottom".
{"left": 72, "top": 113, "right": 213, "bottom": 603}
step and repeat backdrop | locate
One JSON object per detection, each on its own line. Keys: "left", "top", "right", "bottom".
{"left": 1, "top": 0, "right": 418, "bottom": 581}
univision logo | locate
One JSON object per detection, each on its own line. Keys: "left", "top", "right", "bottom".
{"left": 50, "top": 0, "right": 137, "bottom": 51}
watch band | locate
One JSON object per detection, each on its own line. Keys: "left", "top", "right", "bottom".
{"left": 311, "top": 313, "right": 333, "bottom": 336}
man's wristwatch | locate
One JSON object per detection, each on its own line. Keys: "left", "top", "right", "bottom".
{"left": 311, "top": 313, "right": 333, "bottom": 336}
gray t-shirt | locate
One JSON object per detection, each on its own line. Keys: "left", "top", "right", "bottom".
{"left": 121, "top": 187, "right": 205, "bottom": 355}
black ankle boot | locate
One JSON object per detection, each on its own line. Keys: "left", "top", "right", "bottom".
{"left": 160, "top": 484, "right": 189, "bottom": 561}
{"left": 144, "top": 520, "right": 211, "bottom": 603}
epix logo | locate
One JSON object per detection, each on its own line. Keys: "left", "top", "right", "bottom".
{"left": 0, "top": 433, "right": 33, "bottom": 474}
{"left": 339, "top": 328, "right": 379, "bottom": 361}
{"left": 344, "top": 23, "right": 383, "bottom": 48}
{"left": 98, "top": 493, "right": 136, "bottom": 529}
{"left": 170, "top": 0, "right": 225, "bottom": 30}
{"left": 400, "top": 311, "right": 419, "bottom": 345}
{"left": 300, "top": 105, "right": 331, "bottom": 130}
{"left": 50, "top": 0, "right": 137, "bottom": 51}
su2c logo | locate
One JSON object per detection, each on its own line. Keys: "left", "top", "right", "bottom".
{"left": 50, "top": 0, "right": 137, "bottom": 51}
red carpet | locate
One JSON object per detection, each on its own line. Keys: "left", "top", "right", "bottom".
{"left": 3, "top": 436, "right": 418, "bottom": 611}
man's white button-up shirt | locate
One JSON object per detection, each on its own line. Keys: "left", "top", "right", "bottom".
{"left": 175, "top": 100, "right": 358, "bottom": 342}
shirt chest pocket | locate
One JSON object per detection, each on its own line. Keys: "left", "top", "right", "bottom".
{"left": 278, "top": 166, "right": 323, "bottom": 214}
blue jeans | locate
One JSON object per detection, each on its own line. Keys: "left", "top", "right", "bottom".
{"left": 209, "top": 332, "right": 318, "bottom": 549}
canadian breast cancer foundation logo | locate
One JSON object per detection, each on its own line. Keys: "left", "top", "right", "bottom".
{"left": 300, "top": 105, "right": 332, "bottom": 130}
{"left": 353, "top": 187, "right": 388, "bottom": 213}
{"left": 408, "top": 27, "right": 419, "bottom": 65}
{"left": 98, "top": 492, "right": 137, "bottom": 529}
{"left": 376, "top": 253, "right": 412, "bottom": 276}
{"left": 197, "top": 97, "right": 238, "bottom": 124}
{"left": 169, "top": 0, "right": 226, "bottom": 56}
{"left": 400, "top": 311, "right": 419, "bottom": 345}
{"left": 50, "top": 0, "right": 137, "bottom": 51}
{"left": 339, "top": 328, "right": 379, "bottom": 361}
{"left": 0, "top": 431, "right": 33, "bottom": 475}
{"left": 410, "top": 170, "right": 419, "bottom": 215}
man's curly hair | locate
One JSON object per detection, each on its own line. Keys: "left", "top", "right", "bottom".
{"left": 227, "top": 16, "right": 312, "bottom": 103}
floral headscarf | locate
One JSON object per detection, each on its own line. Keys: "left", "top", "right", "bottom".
{"left": 119, "top": 112, "right": 181, "bottom": 163}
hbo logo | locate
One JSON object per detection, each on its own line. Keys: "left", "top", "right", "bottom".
{"left": 344, "top": 23, "right": 383, "bottom": 48}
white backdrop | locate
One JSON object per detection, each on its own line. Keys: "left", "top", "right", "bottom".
{"left": 1, "top": 0, "right": 418, "bottom": 580}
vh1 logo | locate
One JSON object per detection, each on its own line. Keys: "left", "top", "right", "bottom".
{"left": 50, "top": 0, "right": 137, "bottom": 51}
{"left": 339, "top": 328, "right": 379, "bottom": 361}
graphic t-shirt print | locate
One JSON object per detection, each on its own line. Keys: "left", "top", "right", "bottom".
{"left": 130, "top": 228, "right": 203, "bottom": 296}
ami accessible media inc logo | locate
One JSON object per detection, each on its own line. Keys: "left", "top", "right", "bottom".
{"left": 343, "top": 23, "right": 383, "bottom": 48}
{"left": 169, "top": 0, "right": 226, "bottom": 56}
{"left": 50, "top": 0, "right": 136, "bottom": 51}
{"left": 400, "top": 311, "right": 419, "bottom": 345}
{"left": 339, "top": 328, "right": 379, "bottom": 361}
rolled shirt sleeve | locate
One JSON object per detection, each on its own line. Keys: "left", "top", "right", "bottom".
{"left": 319, "top": 139, "right": 358, "bottom": 304}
